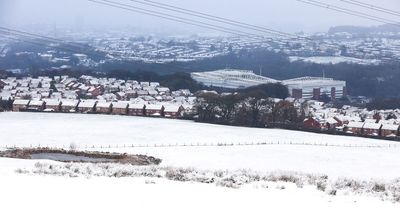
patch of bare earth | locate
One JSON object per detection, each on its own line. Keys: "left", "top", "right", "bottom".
{"left": 0, "top": 148, "right": 161, "bottom": 165}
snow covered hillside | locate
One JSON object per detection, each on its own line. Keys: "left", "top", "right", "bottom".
{"left": 1, "top": 112, "right": 400, "bottom": 209}
{"left": 1, "top": 112, "right": 400, "bottom": 179}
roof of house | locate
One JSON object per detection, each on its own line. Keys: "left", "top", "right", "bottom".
{"left": 96, "top": 102, "right": 112, "bottom": 108}
{"left": 164, "top": 105, "right": 183, "bottom": 112}
{"left": 78, "top": 100, "right": 97, "bottom": 108}
{"left": 112, "top": 101, "right": 129, "bottom": 109}
{"left": 61, "top": 100, "right": 79, "bottom": 107}
{"left": 363, "top": 123, "right": 382, "bottom": 130}
{"left": 129, "top": 103, "right": 146, "bottom": 109}
{"left": 29, "top": 100, "right": 45, "bottom": 106}
{"left": 43, "top": 99, "right": 61, "bottom": 106}
{"left": 326, "top": 117, "right": 339, "bottom": 124}
{"left": 381, "top": 124, "right": 400, "bottom": 131}
{"left": 346, "top": 122, "right": 364, "bottom": 129}
{"left": 146, "top": 104, "right": 163, "bottom": 110}
{"left": 13, "top": 99, "right": 30, "bottom": 105}
{"left": 364, "top": 119, "right": 377, "bottom": 124}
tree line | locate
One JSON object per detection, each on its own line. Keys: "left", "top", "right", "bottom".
{"left": 193, "top": 84, "right": 304, "bottom": 128}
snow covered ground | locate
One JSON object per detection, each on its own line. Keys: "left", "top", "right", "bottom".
{"left": 1, "top": 112, "right": 400, "bottom": 209}
{"left": 289, "top": 56, "right": 381, "bottom": 65}
{"left": 1, "top": 112, "right": 400, "bottom": 179}
{"left": 1, "top": 158, "right": 399, "bottom": 210}
{"left": 0, "top": 112, "right": 397, "bottom": 147}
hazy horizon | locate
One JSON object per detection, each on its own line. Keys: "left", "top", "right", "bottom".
{"left": 1, "top": 0, "right": 399, "bottom": 36}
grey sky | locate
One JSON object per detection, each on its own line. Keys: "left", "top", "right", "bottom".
{"left": 1, "top": 0, "right": 399, "bottom": 35}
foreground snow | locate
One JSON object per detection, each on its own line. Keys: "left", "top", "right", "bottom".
{"left": 0, "top": 159, "right": 399, "bottom": 210}
{"left": 2, "top": 174, "right": 397, "bottom": 210}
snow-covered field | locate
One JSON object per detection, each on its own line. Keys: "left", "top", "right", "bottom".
{"left": 1, "top": 112, "right": 400, "bottom": 209}
{"left": 289, "top": 56, "right": 381, "bottom": 65}
{"left": 0, "top": 112, "right": 396, "bottom": 147}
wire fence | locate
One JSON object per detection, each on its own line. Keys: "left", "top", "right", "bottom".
{"left": 0, "top": 141, "right": 399, "bottom": 150}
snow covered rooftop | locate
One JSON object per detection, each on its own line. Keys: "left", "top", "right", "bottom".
{"left": 191, "top": 69, "right": 278, "bottom": 89}
{"left": 61, "top": 100, "right": 79, "bottom": 107}
{"left": 78, "top": 100, "right": 97, "bottom": 108}
{"left": 381, "top": 124, "right": 400, "bottom": 131}
{"left": 43, "top": 99, "right": 61, "bottom": 106}
{"left": 164, "top": 105, "right": 182, "bottom": 112}
{"left": 129, "top": 103, "right": 145, "bottom": 109}
{"left": 347, "top": 122, "right": 364, "bottom": 129}
{"left": 13, "top": 99, "right": 30, "bottom": 105}
{"left": 363, "top": 123, "right": 382, "bottom": 130}
{"left": 146, "top": 104, "right": 163, "bottom": 110}
{"left": 29, "top": 100, "right": 45, "bottom": 106}
{"left": 282, "top": 77, "right": 346, "bottom": 88}
{"left": 96, "top": 102, "right": 112, "bottom": 108}
{"left": 112, "top": 101, "right": 129, "bottom": 109}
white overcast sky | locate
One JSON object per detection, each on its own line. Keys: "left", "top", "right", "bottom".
{"left": 0, "top": 0, "right": 399, "bottom": 35}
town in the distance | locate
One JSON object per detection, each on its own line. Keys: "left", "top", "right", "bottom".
{"left": 1, "top": 66, "right": 399, "bottom": 139}
{"left": 1, "top": 25, "right": 400, "bottom": 139}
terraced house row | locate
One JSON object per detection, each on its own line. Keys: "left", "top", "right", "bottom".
{"left": 12, "top": 99, "right": 189, "bottom": 118}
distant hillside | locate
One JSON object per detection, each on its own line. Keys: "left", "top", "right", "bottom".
{"left": 328, "top": 24, "right": 400, "bottom": 35}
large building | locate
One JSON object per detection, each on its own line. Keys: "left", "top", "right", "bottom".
{"left": 190, "top": 69, "right": 278, "bottom": 89}
{"left": 282, "top": 77, "right": 347, "bottom": 100}
{"left": 191, "top": 69, "right": 347, "bottom": 100}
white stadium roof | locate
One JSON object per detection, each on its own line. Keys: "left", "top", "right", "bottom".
{"left": 190, "top": 69, "right": 279, "bottom": 89}
{"left": 191, "top": 70, "right": 346, "bottom": 90}
{"left": 282, "top": 77, "right": 346, "bottom": 88}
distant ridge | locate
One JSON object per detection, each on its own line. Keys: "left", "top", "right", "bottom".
{"left": 328, "top": 24, "right": 400, "bottom": 35}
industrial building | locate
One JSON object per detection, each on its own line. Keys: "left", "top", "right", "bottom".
{"left": 191, "top": 69, "right": 347, "bottom": 100}
{"left": 190, "top": 69, "right": 278, "bottom": 89}
{"left": 282, "top": 77, "right": 347, "bottom": 100}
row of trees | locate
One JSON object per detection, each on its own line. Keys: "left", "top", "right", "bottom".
{"left": 194, "top": 90, "right": 304, "bottom": 128}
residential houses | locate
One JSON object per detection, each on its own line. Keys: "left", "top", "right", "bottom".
{"left": 12, "top": 99, "right": 30, "bottom": 112}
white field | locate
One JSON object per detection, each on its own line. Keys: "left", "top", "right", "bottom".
{"left": 289, "top": 56, "right": 381, "bottom": 65}
{"left": 1, "top": 112, "right": 400, "bottom": 179}
{"left": 1, "top": 112, "right": 400, "bottom": 209}
{"left": 0, "top": 159, "right": 398, "bottom": 210}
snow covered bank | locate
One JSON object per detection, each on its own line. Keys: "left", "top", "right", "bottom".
{"left": 20, "top": 162, "right": 400, "bottom": 201}
{"left": 0, "top": 112, "right": 397, "bottom": 147}
{"left": 289, "top": 56, "right": 381, "bottom": 65}
{"left": 1, "top": 112, "right": 400, "bottom": 180}
{"left": 2, "top": 173, "right": 398, "bottom": 210}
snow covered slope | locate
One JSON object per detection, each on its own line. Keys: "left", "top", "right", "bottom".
{"left": 1, "top": 112, "right": 400, "bottom": 179}
{"left": 1, "top": 112, "right": 400, "bottom": 209}
{"left": 0, "top": 112, "right": 397, "bottom": 147}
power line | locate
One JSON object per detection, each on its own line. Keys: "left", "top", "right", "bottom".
{"left": 134, "top": 0, "right": 308, "bottom": 41}
{"left": 89, "top": 0, "right": 400, "bottom": 64}
{"left": 0, "top": 27, "right": 105, "bottom": 58}
{"left": 0, "top": 26, "right": 86, "bottom": 50}
{"left": 0, "top": 31, "right": 189, "bottom": 72}
{"left": 339, "top": 0, "right": 400, "bottom": 17}
{"left": 0, "top": 30, "right": 85, "bottom": 54}
{"left": 90, "top": 0, "right": 272, "bottom": 42}
{"left": 91, "top": 1, "right": 337, "bottom": 51}
{"left": 297, "top": 0, "right": 400, "bottom": 27}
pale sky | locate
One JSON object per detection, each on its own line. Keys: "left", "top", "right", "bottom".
{"left": 0, "top": 0, "right": 399, "bottom": 35}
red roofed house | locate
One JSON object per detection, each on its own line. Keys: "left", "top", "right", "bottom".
{"left": 112, "top": 101, "right": 129, "bottom": 115}
{"left": 380, "top": 124, "right": 399, "bottom": 137}
{"left": 145, "top": 104, "right": 164, "bottom": 117}
{"left": 128, "top": 103, "right": 146, "bottom": 116}
{"left": 163, "top": 105, "right": 185, "bottom": 118}
{"left": 12, "top": 99, "right": 30, "bottom": 112}
{"left": 345, "top": 122, "right": 364, "bottom": 135}
{"left": 303, "top": 117, "right": 322, "bottom": 130}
